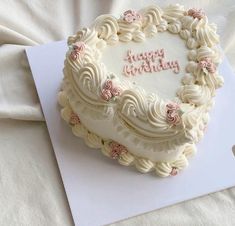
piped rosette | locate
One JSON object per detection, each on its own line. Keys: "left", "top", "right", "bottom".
{"left": 100, "top": 79, "right": 122, "bottom": 101}
{"left": 165, "top": 102, "right": 182, "bottom": 127}
{"left": 118, "top": 10, "right": 145, "bottom": 42}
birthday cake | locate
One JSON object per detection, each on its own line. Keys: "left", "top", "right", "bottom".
{"left": 58, "top": 4, "right": 224, "bottom": 177}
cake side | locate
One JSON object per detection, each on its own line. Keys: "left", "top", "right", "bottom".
{"left": 58, "top": 92, "right": 197, "bottom": 177}
{"left": 59, "top": 4, "right": 224, "bottom": 177}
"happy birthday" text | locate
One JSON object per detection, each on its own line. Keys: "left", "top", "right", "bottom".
{"left": 123, "top": 49, "right": 180, "bottom": 77}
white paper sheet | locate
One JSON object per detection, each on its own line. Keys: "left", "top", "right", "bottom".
{"left": 26, "top": 41, "right": 235, "bottom": 226}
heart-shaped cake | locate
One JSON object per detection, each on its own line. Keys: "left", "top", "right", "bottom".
{"left": 58, "top": 4, "right": 224, "bottom": 177}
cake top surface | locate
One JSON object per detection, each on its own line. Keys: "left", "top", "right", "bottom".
{"left": 101, "top": 31, "right": 188, "bottom": 99}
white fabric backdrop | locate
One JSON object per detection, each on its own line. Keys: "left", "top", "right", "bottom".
{"left": 0, "top": 0, "right": 235, "bottom": 225}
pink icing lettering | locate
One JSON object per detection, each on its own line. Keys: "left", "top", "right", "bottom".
{"left": 124, "top": 49, "right": 165, "bottom": 64}
{"left": 123, "top": 65, "right": 132, "bottom": 76}
{"left": 157, "top": 48, "right": 165, "bottom": 59}
{"left": 123, "top": 48, "right": 180, "bottom": 77}
{"left": 124, "top": 50, "right": 133, "bottom": 63}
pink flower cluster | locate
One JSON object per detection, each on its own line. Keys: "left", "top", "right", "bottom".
{"left": 170, "top": 167, "right": 178, "bottom": 176}
{"left": 188, "top": 8, "right": 205, "bottom": 20}
{"left": 109, "top": 142, "right": 128, "bottom": 159}
{"left": 198, "top": 57, "right": 216, "bottom": 74}
{"left": 70, "top": 41, "right": 85, "bottom": 61}
{"left": 69, "top": 112, "right": 81, "bottom": 125}
{"left": 123, "top": 10, "right": 142, "bottom": 23}
{"left": 166, "top": 103, "right": 181, "bottom": 126}
{"left": 101, "top": 79, "right": 122, "bottom": 101}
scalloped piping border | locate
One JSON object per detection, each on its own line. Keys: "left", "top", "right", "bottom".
{"left": 58, "top": 91, "right": 196, "bottom": 177}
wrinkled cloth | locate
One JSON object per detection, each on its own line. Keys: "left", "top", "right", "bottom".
{"left": 0, "top": 0, "right": 235, "bottom": 225}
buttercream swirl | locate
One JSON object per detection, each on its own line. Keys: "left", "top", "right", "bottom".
{"left": 181, "top": 74, "right": 195, "bottom": 85}
{"left": 157, "top": 19, "right": 168, "bottom": 32}
{"left": 196, "top": 45, "right": 220, "bottom": 62}
{"left": 85, "top": 132, "right": 103, "bottom": 149}
{"left": 93, "top": 15, "right": 119, "bottom": 45}
{"left": 177, "top": 84, "right": 211, "bottom": 106}
{"left": 141, "top": 5, "right": 163, "bottom": 27}
{"left": 68, "top": 28, "right": 99, "bottom": 47}
{"left": 195, "top": 25, "right": 219, "bottom": 47}
{"left": 117, "top": 89, "right": 195, "bottom": 146}
{"left": 163, "top": 4, "right": 185, "bottom": 22}
{"left": 188, "top": 49, "right": 197, "bottom": 61}
{"left": 181, "top": 15, "right": 208, "bottom": 33}
{"left": 73, "top": 62, "right": 105, "bottom": 100}
{"left": 118, "top": 88, "right": 147, "bottom": 119}
{"left": 58, "top": 91, "right": 69, "bottom": 107}
{"left": 187, "top": 37, "right": 199, "bottom": 49}
{"left": 167, "top": 20, "right": 182, "bottom": 34}
{"left": 72, "top": 123, "right": 87, "bottom": 138}
{"left": 135, "top": 158, "right": 155, "bottom": 173}
{"left": 179, "top": 29, "right": 191, "bottom": 40}
{"left": 61, "top": 105, "right": 72, "bottom": 123}
{"left": 143, "top": 24, "right": 158, "bottom": 37}
{"left": 183, "top": 143, "right": 197, "bottom": 157}
{"left": 118, "top": 152, "right": 135, "bottom": 166}
{"left": 155, "top": 162, "right": 173, "bottom": 177}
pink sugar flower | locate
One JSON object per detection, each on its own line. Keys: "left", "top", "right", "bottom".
{"left": 123, "top": 10, "right": 141, "bottom": 23}
{"left": 70, "top": 42, "right": 85, "bottom": 61}
{"left": 166, "top": 103, "right": 181, "bottom": 126}
{"left": 73, "top": 42, "right": 85, "bottom": 53}
{"left": 110, "top": 142, "right": 121, "bottom": 150}
{"left": 206, "top": 61, "right": 216, "bottom": 73}
{"left": 70, "top": 51, "right": 78, "bottom": 61}
{"left": 69, "top": 112, "right": 80, "bottom": 125}
{"left": 170, "top": 167, "right": 178, "bottom": 176}
{"left": 198, "top": 57, "right": 216, "bottom": 74}
{"left": 124, "top": 13, "right": 134, "bottom": 23}
{"left": 166, "top": 103, "right": 180, "bottom": 111}
{"left": 124, "top": 10, "right": 135, "bottom": 16}
{"left": 166, "top": 112, "right": 181, "bottom": 126}
{"left": 188, "top": 8, "right": 205, "bottom": 20}
{"left": 101, "top": 79, "right": 122, "bottom": 101}
{"left": 101, "top": 89, "right": 112, "bottom": 101}
{"left": 111, "top": 86, "right": 122, "bottom": 97}
{"left": 109, "top": 142, "right": 127, "bottom": 159}
{"left": 103, "top": 79, "right": 113, "bottom": 90}
{"left": 198, "top": 60, "right": 208, "bottom": 69}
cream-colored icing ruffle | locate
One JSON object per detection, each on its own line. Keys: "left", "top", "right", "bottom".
{"left": 59, "top": 92, "right": 196, "bottom": 177}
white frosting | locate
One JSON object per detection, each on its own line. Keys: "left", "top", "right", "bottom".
{"left": 94, "top": 15, "right": 119, "bottom": 42}
{"left": 59, "top": 4, "right": 223, "bottom": 177}
{"left": 58, "top": 94, "right": 197, "bottom": 177}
